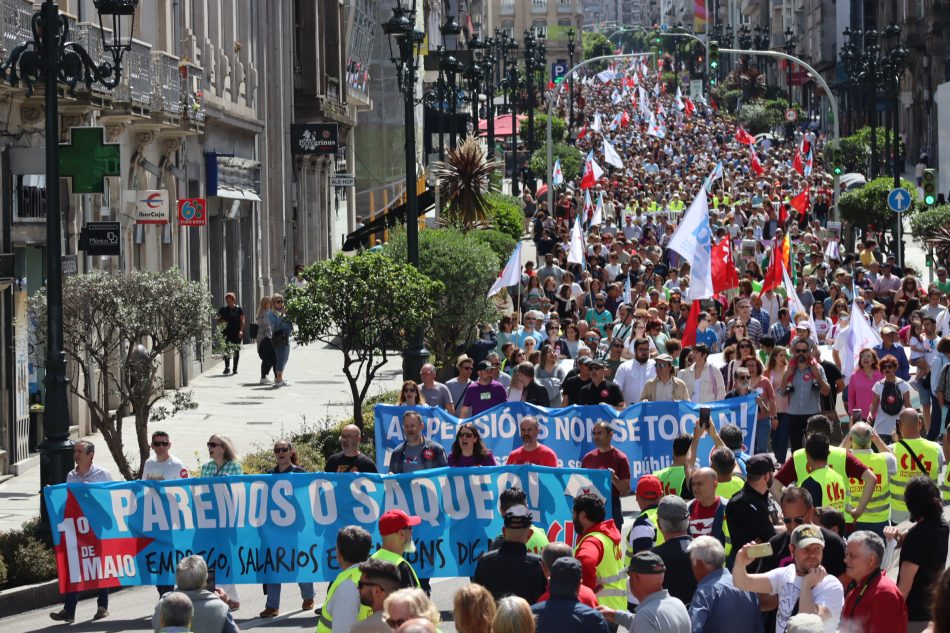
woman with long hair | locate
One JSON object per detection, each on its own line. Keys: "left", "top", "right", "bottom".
{"left": 492, "top": 596, "right": 535, "bottom": 633}
{"left": 523, "top": 276, "right": 544, "bottom": 312}
{"left": 847, "top": 349, "right": 883, "bottom": 421}
{"left": 255, "top": 296, "right": 275, "bottom": 384}
{"left": 259, "top": 439, "right": 312, "bottom": 618}
{"left": 744, "top": 357, "right": 777, "bottom": 454}
{"left": 453, "top": 584, "right": 496, "bottom": 633}
{"left": 563, "top": 323, "right": 586, "bottom": 359}
{"left": 536, "top": 344, "right": 566, "bottom": 404}
{"left": 542, "top": 323, "right": 570, "bottom": 358}
{"left": 811, "top": 301, "right": 832, "bottom": 344}
{"left": 267, "top": 293, "right": 293, "bottom": 387}
{"left": 555, "top": 284, "right": 577, "bottom": 321}
{"left": 200, "top": 435, "right": 243, "bottom": 609}
{"left": 766, "top": 347, "right": 792, "bottom": 462}
{"left": 448, "top": 422, "right": 496, "bottom": 467}
{"left": 496, "top": 314, "right": 517, "bottom": 356}
{"left": 726, "top": 337, "right": 757, "bottom": 391}
{"left": 397, "top": 380, "right": 427, "bottom": 406}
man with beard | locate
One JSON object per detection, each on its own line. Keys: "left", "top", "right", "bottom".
{"left": 614, "top": 337, "right": 656, "bottom": 404}
{"left": 506, "top": 415, "right": 558, "bottom": 466}
{"left": 350, "top": 559, "right": 403, "bottom": 633}
{"left": 371, "top": 510, "right": 422, "bottom": 590}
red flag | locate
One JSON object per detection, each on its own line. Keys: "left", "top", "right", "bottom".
{"left": 761, "top": 235, "right": 790, "bottom": 293}
{"left": 749, "top": 148, "right": 764, "bottom": 176}
{"left": 577, "top": 123, "right": 588, "bottom": 140}
{"left": 792, "top": 149, "right": 804, "bottom": 176}
{"left": 735, "top": 126, "right": 756, "bottom": 145}
{"left": 681, "top": 300, "right": 702, "bottom": 348}
{"left": 683, "top": 97, "right": 695, "bottom": 117}
{"left": 547, "top": 79, "right": 555, "bottom": 90}
{"left": 711, "top": 239, "right": 740, "bottom": 292}
{"left": 709, "top": 98, "right": 718, "bottom": 111}
{"left": 790, "top": 189, "right": 810, "bottom": 216}
{"left": 620, "top": 111, "right": 630, "bottom": 127}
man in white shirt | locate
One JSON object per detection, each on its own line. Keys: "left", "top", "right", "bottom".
{"left": 141, "top": 431, "right": 189, "bottom": 481}
{"left": 614, "top": 337, "right": 656, "bottom": 404}
{"left": 732, "top": 525, "right": 844, "bottom": 633}
{"left": 142, "top": 430, "right": 189, "bottom": 595}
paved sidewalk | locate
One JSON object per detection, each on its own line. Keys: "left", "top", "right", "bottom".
{"left": 0, "top": 342, "right": 406, "bottom": 533}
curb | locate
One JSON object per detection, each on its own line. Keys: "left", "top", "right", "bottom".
{"left": 0, "top": 579, "right": 125, "bottom": 618}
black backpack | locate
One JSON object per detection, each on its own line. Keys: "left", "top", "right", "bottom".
{"left": 879, "top": 380, "right": 903, "bottom": 416}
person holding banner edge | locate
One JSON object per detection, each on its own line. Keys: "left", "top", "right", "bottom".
{"left": 260, "top": 440, "right": 315, "bottom": 618}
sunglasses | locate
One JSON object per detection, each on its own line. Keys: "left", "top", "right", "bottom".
{"left": 783, "top": 516, "right": 807, "bottom": 525}
{"left": 881, "top": 364, "right": 896, "bottom": 369}
{"left": 387, "top": 619, "right": 408, "bottom": 629}
{"left": 274, "top": 446, "right": 291, "bottom": 454}
{"left": 151, "top": 441, "right": 170, "bottom": 447}
{"left": 207, "top": 442, "right": 221, "bottom": 448}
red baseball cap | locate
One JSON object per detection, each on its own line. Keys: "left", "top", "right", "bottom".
{"left": 379, "top": 509, "right": 421, "bottom": 536}
{"left": 636, "top": 475, "right": 663, "bottom": 501}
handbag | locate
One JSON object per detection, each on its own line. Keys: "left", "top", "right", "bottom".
{"left": 249, "top": 323, "right": 259, "bottom": 339}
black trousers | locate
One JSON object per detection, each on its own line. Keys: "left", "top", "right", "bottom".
{"left": 258, "top": 338, "right": 275, "bottom": 378}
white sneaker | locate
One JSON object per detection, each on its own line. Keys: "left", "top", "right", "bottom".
{"left": 276, "top": 380, "right": 290, "bottom": 387}
{"left": 259, "top": 377, "right": 270, "bottom": 385}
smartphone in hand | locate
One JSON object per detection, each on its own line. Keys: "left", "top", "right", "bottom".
{"left": 699, "top": 407, "right": 711, "bottom": 430}
{"left": 205, "top": 567, "right": 216, "bottom": 592}
{"left": 746, "top": 542, "right": 774, "bottom": 559}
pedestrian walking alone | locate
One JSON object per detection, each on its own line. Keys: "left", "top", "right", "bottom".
{"left": 267, "top": 293, "right": 293, "bottom": 387}
{"left": 217, "top": 291, "right": 245, "bottom": 375}
{"left": 255, "top": 296, "right": 275, "bottom": 385}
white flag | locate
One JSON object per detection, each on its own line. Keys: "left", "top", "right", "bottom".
{"left": 567, "top": 216, "right": 585, "bottom": 265}
{"left": 783, "top": 266, "right": 818, "bottom": 344}
{"left": 591, "top": 112, "right": 603, "bottom": 133}
{"left": 842, "top": 302, "right": 882, "bottom": 378}
{"left": 596, "top": 69, "right": 615, "bottom": 83}
{"left": 667, "top": 188, "right": 713, "bottom": 300}
{"left": 603, "top": 139, "right": 624, "bottom": 169}
{"left": 552, "top": 159, "right": 563, "bottom": 186}
{"left": 487, "top": 242, "right": 523, "bottom": 298}
{"left": 591, "top": 192, "right": 604, "bottom": 226}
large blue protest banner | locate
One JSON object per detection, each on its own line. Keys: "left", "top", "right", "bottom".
{"left": 374, "top": 397, "right": 757, "bottom": 480}
{"left": 43, "top": 465, "right": 610, "bottom": 591}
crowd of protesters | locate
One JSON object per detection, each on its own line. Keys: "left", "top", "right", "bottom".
{"left": 58, "top": 53, "right": 950, "bottom": 633}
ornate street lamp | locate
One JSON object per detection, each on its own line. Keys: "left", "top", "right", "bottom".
{"left": 567, "top": 28, "right": 576, "bottom": 134}
{"left": 440, "top": 15, "right": 462, "bottom": 150}
{"left": 0, "top": 0, "right": 139, "bottom": 526}
{"left": 382, "top": 0, "right": 428, "bottom": 380}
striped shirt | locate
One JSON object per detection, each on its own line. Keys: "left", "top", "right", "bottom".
{"left": 200, "top": 460, "right": 243, "bottom": 477}
{"left": 67, "top": 464, "right": 112, "bottom": 483}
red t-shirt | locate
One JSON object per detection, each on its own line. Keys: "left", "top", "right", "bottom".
{"left": 775, "top": 452, "right": 868, "bottom": 486}
{"left": 841, "top": 572, "right": 908, "bottom": 633}
{"left": 535, "top": 584, "right": 600, "bottom": 608}
{"left": 581, "top": 448, "right": 631, "bottom": 499}
{"left": 507, "top": 444, "right": 559, "bottom": 467}
{"left": 688, "top": 498, "right": 721, "bottom": 538}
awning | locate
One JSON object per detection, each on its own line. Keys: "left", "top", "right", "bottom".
{"left": 215, "top": 186, "right": 262, "bottom": 201}
{"left": 342, "top": 188, "right": 435, "bottom": 251}
{"left": 478, "top": 114, "right": 526, "bottom": 137}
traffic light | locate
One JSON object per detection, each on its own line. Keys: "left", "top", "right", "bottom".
{"left": 830, "top": 148, "right": 844, "bottom": 176}
{"left": 923, "top": 168, "right": 937, "bottom": 206}
{"left": 709, "top": 41, "right": 719, "bottom": 70}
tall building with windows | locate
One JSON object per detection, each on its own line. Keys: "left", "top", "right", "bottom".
{"left": 487, "top": 0, "right": 583, "bottom": 68}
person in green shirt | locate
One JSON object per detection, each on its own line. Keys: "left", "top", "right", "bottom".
{"left": 936, "top": 267, "right": 950, "bottom": 294}
{"left": 489, "top": 487, "right": 550, "bottom": 555}
{"left": 656, "top": 434, "right": 694, "bottom": 497}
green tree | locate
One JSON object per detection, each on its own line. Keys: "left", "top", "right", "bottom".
{"left": 737, "top": 103, "right": 773, "bottom": 134}
{"left": 583, "top": 32, "right": 612, "bottom": 61}
{"left": 285, "top": 253, "right": 440, "bottom": 428}
{"left": 530, "top": 143, "right": 583, "bottom": 185}
{"left": 483, "top": 192, "right": 525, "bottom": 242}
{"left": 910, "top": 205, "right": 950, "bottom": 241}
{"left": 522, "top": 111, "right": 567, "bottom": 146}
{"left": 385, "top": 228, "right": 500, "bottom": 371}
{"left": 29, "top": 269, "right": 212, "bottom": 480}
{"left": 838, "top": 176, "right": 918, "bottom": 240}
{"left": 837, "top": 126, "right": 904, "bottom": 174}
{"left": 470, "top": 228, "right": 517, "bottom": 263}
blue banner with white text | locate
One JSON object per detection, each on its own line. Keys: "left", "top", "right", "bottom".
{"left": 43, "top": 465, "right": 611, "bottom": 590}
{"left": 374, "top": 397, "right": 758, "bottom": 480}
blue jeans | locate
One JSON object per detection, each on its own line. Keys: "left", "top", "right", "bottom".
{"left": 63, "top": 589, "right": 109, "bottom": 616}
{"left": 273, "top": 344, "right": 290, "bottom": 372}
{"left": 773, "top": 413, "right": 792, "bottom": 463}
{"left": 264, "top": 582, "right": 315, "bottom": 610}
{"left": 754, "top": 417, "right": 771, "bottom": 454}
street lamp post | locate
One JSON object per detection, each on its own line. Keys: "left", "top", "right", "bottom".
{"left": 0, "top": 0, "right": 139, "bottom": 526}
{"left": 524, "top": 29, "right": 536, "bottom": 192}
{"left": 383, "top": 1, "right": 428, "bottom": 381}
{"left": 783, "top": 28, "right": 797, "bottom": 140}
{"left": 567, "top": 29, "right": 576, "bottom": 134}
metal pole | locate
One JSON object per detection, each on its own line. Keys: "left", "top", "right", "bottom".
{"left": 510, "top": 60, "right": 520, "bottom": 196}
{"left": 892, "top": 78, "right": 902, "bottom": 270}
{"left": 400, "top": 31, "right": 427, "bottom": 381}
{"left": 870, "top": 56, "right": 878, "bottom": 179}
{"left": 38, "top": 0, "right": 75, "bottom": 527}
{"left": 437, "top": 53, "right": 445, "bottom": 160}
{"left": 568, "top": 42, "right": 575, "bottom": 133}
{"left": 448, "top": 68, "right": 458, "bottom": 150}
{"left": 545, "top": 52, "right": 656, "bottom": 214}
{"left": 486, "top": 74, "right": 496, "bottom": 159}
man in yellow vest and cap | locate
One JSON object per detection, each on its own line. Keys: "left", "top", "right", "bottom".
{"left": 799, "top": 433, "right": 848, "bottom": 514}
{"left": 315, "top": 526, "right": 374, "bottom": 631}
{"left": 573, "top": 493, "right": 627, "bottom": 613}
{"left": 371, "top": 510, "right": 422, "bottom": 590}
{"left": 772, "top": 414, "right": 878, "bottom": 522}
{"left": 351, "top": 558, "right": 403, "bottom": 633}
{"left": 842, "top": 422, "right": 896, "bottom": 537}
{"left": 890, "top": 408, "right": 945, "bottom": 523}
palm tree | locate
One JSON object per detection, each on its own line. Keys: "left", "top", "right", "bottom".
{"left": 432, "top": 135, "right": 503, "bottom": 229}
{"left": 726, "top": 63, "right": 767, "bottom": 101}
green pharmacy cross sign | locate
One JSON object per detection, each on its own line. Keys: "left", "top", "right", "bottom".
{"left": 59, "top": 127, "right": 121, "bottom": 194}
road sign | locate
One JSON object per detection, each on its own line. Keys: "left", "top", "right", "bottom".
{"left": 784, "top": 109, "right": 797, "bottom": 123}
{"left": 552, "top": 61, "right": 568, "bottom": 82}
{"left": 330, "top": 175, "right": 355, "bottom": 187}
{"left": 83, "top": 221, "right": 121, "bottom": 256}
{"left": 887, "top": 187, "right": 912, "bottom": 213}
{"left": 62, "top": 255, "right": 78, "bottom": 276}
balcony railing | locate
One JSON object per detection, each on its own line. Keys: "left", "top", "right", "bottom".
{"left": 151, "top": 52, "right": 182, "bottom": 116}
{"left": 112, "top": 38, "right": 153, "bottom": 107}
{"left": 1, "top": 0, "right": 34, "bottom": 59}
